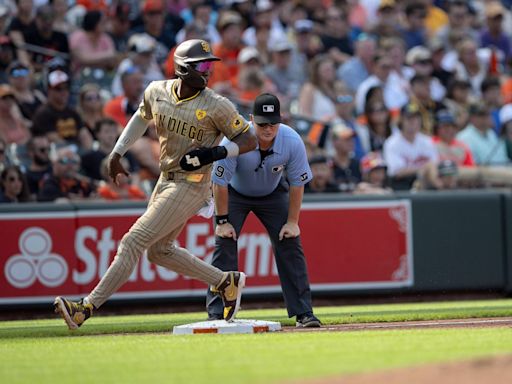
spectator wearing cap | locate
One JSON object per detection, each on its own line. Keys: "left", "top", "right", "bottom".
{"left": 456, "top": 103, "right": 509, "bottom": 165}
{"left": 69, "top": 10, "right": 119, "bottom": 76}
{"left": 37, "top": 145, "right": 95, "bottom": 202}
{"left": 235, "top": 46, "right": 277, "bottom": 110}
{"left": 408, "top": 74, "right": 446, "bottom": 136}
{"left": 0, "top": 84, "right": 31, "bottom": 146}
{"left": 104, "top": 66, "right": 144, "bottom": 127}
{"left": 429, "top": 37, "right": 454, "bottom": 89}
{"left": 264, "top": 38, "right": 304, "bottom": 107}
{"left": 242, "top": 0, "right": 286, "bottom": 48}
{"left": 413, "top": 159, "right": 459, "bottom": 191}
{"left": 32, "top": 69, "right": 93, "bottom": 150}
{"left": 383, "top": 102, "right": 439, "bottom": 190}
{"left": 130, "top": 0, "right": 180, "bottom": 53}
{"left": 400, "top": 1, "right": 427, "bottom": 50}
{"left": 369, "top": 0, "right": 401, "bottom": 40}
{"left": 213, "top": 10, "right": 245, "bottom": 83}
{"left": 111, "top": 33, "right": 164, "bottom": 97}
{"left": 337, "top": 33, "right": 377, "bottom": 93}
{"left": 500, "top": 104, "right": 512, "bottom": 161}
{"left": 355, "top": 52, "right": 409, "bottom": 116}
{"left": 298, "top": 54, "right": 341, "bottom": 122}
{"left": 22, "top": 4, "right": 70, "bottom": 72}
{"left": 405, "top": 46, "right": 446, "bottom": 102}
{"left": 319, "top": 6, "right": 353, "bottom": 67}
{"left": 304, "top": 155, "right": 339, "bottom": 193}
{"left": 432, "top": 109, "right": 474, "bottom": 167}
{"left": 354, "top": 151, "right": 392, "bottom": 195}
{"left": 330, "top": 122, "right": 361, "bottom": 193}
{"left": 480, "top": 1, "right": 511, "bottom": 63}
{"left": 329, "top": 83, "right": 368, "bottom": 159}
{"left": 176, "top": 1, "right": 220, "bottom": 46}
{"left": 6, "top": 61, "right": 46, "bottom": 121}
{"left": 287, "top": 19, "right": 315, "bottom": 84}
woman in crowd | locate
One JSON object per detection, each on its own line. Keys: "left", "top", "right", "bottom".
{"left": 297, "top": 54, "right": 341, "bottom": 122}
{"left": 77, "top": 83, "right": 106, "bottom": 138}
{"left": 363, "top": 100, "right": 394, "bottom": 152}
{"left": 0, "top": 165, "right": 31, "bottom": 203}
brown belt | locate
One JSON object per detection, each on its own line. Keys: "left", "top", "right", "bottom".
{"left": 165, "top": 172, "right": 205, "bottom": 183}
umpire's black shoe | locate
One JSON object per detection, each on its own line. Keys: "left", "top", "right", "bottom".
{"left": 296, "top": 312, "right": 322, "bottom": 328}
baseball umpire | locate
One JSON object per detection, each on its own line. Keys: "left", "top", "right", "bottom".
{"left": 206, "top": 93, "right": 321, "bottom": 328}
{"left": 54, "top": 39, "right": 257, "bottom": 330}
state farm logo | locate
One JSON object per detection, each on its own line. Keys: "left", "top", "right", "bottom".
{"left": 4, "top": 227, "right": 68, "bottom": 288}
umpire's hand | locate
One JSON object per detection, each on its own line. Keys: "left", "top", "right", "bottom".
{"left": 215, "top": 222, "right": 237, "bottom": 241}
{"left": 279, "top": 222, "right": 300, "bottom": 241}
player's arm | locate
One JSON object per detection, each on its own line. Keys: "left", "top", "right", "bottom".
{"left": 108, "top": 110, "right": 149, "bottom": 184}
{"left": 180, "top": 128, "right": 256, "bottom": 171}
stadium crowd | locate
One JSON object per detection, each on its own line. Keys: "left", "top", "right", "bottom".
{"left": 1, "top": 0, "right": 512, "bottom": 203}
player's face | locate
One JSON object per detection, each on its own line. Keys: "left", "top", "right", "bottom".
{"left": 182, "top": 61, "right": 214, "bottom": 90}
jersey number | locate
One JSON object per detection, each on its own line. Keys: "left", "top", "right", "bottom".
{"left": 185, "top": 155, "right": 201, "bottom": 168}
{"left": 215, "top": 165, "right": 225, "bottom": 178}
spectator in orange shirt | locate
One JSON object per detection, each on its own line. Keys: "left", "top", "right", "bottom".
{"left": 103, "top": 66, "right": 144, "bottom": 128}
{"left": 212, "top": 11, "right": 245, "bottom": 84}
{"left": 97, "top": 156, "right": 146, "bottom": 200}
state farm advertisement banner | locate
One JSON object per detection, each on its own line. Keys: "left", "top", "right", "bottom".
{"left": 0, "top": 201, "right": 413, "bottom": 304}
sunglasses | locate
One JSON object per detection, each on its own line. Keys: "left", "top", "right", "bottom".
{"left": 257, "top": 122, "right": 279, "bottom": 127}
{"left": 192, "top": 61, "right": 214, "bottom": 73}
{"left": 58, "top": 157, "right": 79, "bottom": 165}
{"left": 370, "top": 107, "right": 387, "bottom": 113}
{"left": 84, "top": 94, "right": 101, "bottom": 101}
{"left": 10, "top": 68, "right": 30, "bottom": 78}
{"left": 336, "top": 95, "right": 354, "bottom": 103}
{"left": 7, "top": 176, "right": 21, "bottom": 182}
{"left": 36, "top": 147, "right": 50, "bottom": 153}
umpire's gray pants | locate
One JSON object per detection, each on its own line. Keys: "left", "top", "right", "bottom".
{"left": 206, "top": 185, "right": 313, "bottom": 318}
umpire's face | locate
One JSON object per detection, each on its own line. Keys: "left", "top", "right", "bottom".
{"left": 251, "top": 115, "right": 279, "bottom": 147}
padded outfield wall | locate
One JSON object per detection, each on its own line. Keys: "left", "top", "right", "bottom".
{"left": 0, "top": 190, "right": 510, "bottom": 306}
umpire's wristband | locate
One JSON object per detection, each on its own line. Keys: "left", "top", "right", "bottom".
{"left": 215, "top": 214, "right": 229, "bottom": 225}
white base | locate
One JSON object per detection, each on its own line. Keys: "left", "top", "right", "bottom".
{"left": 172, "top": 319, "right": 282, "bottom": 335}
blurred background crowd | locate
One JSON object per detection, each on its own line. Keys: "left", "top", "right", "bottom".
{"left": 1, "top": 0, "right": 512, "bottom": 203}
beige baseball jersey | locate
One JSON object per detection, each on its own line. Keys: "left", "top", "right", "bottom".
{"left": 140, "top": 79, "right": 249, "bottom": 175}
{"left": 87, "top": 81, "right": 249, "bottom": 308}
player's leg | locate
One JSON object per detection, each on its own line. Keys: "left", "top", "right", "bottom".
{"left": 144, "top": 182, "right": 245, "bottom": 321}
{"left": 253, "top": 187, "right": 315, "bottom": 321}
{"left": 205, "top": 189, "right": 250, "bottom": 320}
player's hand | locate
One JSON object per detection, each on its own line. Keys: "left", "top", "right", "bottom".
{"left": 179, "top": 146, "right": 228, "bottom": 171}
{"left": 215, "top": 222, "right": 237, "bottom": 241}
{"left": 279, "top": 222, "right": 300, "bottom": 241}
{"left": 108, "top": 152, "right": 129, "bottom": 186}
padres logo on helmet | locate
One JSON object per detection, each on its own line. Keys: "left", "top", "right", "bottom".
{"left": 201, "top": 41, "right": 211, "bottom": 53}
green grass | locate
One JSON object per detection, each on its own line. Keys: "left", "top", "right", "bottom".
{"left": 0, "top": 299, "right": 511, "bottom": 384}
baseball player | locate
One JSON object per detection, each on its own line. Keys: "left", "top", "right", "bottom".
{"left": 54, "top": 39, "right": 257, "bottom": 330}
{"left": 206, "top": 93, "right": 321, "bottom": 328}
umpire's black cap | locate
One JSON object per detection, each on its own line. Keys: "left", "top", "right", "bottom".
{"left": 253, "top": 93, "right": 281, "bottom": 124}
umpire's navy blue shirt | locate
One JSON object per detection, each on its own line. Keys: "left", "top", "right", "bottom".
{"left": 212, "top": 123, "right": 313, "bottom": 197}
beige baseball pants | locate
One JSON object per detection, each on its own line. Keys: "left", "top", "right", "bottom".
{"left": 87, "top": 174, "right": 224, "bottom": 308}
